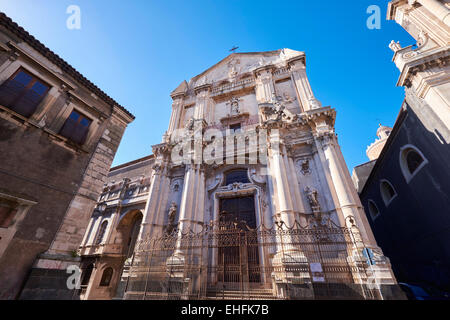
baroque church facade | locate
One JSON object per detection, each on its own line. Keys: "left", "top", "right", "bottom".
{"left": 79, "top": 49, "right": 403, "bottom": 300}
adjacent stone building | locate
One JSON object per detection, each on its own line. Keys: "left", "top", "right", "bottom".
{"left": 0, "top": 13, "right": 134, "bottom": 299}
{"left": 78, "top": 155, "right": 154, "bottom": 300}
{"left": 81, "top": 49, "right": 402, "bottom": 300}
{"left": 355, "top": 0, "right": 450, "bottom": 292}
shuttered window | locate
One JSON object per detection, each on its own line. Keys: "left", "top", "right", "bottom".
{"left": 59, "top": 110, "right": 92, "bottom": 145}
{"left": 0, "top": 68, "right": 50, "bottom": 117}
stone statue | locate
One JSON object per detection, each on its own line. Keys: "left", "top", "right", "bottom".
{"left": 185, "top": 117, "right": 195, "bottom": 131}
{"left": 304, "top": 186, "right": 320, "bottom": 212}
{"left": 168, "top": 202, "right": 177, "bottom": 225}
{"left": 389, "top": 40, "right": 402, "bottom": 53}
{"left": 166, "top": 202, "right": 177, "bottom": 234}
{"left": 227, "top": 96, "right": 240, "bottom": 115}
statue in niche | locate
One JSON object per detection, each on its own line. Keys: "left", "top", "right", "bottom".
{"left": 165, "top": 202, "right": 178, "bottom": 234}
{"left": 185, "top": 117, "right": 195, "bottom": 131}
{"left": 304, "top": 186, "right": 320, "bottom": 211}
{"left": 304, "top": 186, "right": 323, "bottom": 223}
{"left": 226, "top": 96, "right": 240, "bottom": 115}
{"left": 230, "top": 97, "right": 239, "bottom": 114}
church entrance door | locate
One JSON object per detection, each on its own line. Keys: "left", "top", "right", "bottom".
{"left": 218, "top": 196, "right": 260, "bottom": 289}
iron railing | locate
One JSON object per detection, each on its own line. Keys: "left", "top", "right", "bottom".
{"left": 123, "top": 219, "right": 381, "bottom": 300}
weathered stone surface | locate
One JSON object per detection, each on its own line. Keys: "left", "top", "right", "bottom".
{"left": 0, "top": 13, "right": 133, "bottom": 299}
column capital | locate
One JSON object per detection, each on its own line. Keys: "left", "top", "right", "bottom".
{"left": 287, "top": 55, "right": 306, "bottom": 70}
{"left": 194, "top": 83, "right": 212, "bottom": 95}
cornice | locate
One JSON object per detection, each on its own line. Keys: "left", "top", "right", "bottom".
{"left": 304, "top": 106, "right": 336, "bottom": 125}
{"left": 397, "top": 46, "right": 450, "bottom": 87}
{"left": 253, "top": 64, "right": 276, "bottom": 76}
{"left": 0, "top": 13, "right": 135, "bottom": 120}
{"left": 286, "top": 54, "right": 306, "bottom": 68}
{"left": 194, "top": 83, "right": 212, "bottom": 95}
{"left": 387, "top": 0, "right": 409, "bottom": 21}
{"left": 170, "top": 92, "right": 186, "bottom": 100}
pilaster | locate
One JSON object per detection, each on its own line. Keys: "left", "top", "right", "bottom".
{"left": 288, "top": 56, "right": 322, "bottom": 112}
{"left": 254, "top": 65, "right": 276, "bottom": 104}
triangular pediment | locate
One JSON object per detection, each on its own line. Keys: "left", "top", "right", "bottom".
{"left": 189, "top": 48, "right": 305, "bottom": 88}
{"left": 170, "top": 80, "right": 188, "bottom": 98}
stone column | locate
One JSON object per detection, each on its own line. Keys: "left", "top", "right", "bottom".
{"left": 288, "top": 56, "right": 322, "bottom": 111}
{"left": 138, "top": 145, "right": 171, "bottom": 240}
{"left": 267, "top": 132, "right": 296, "bottom": 226}
{"left": 167, "top": 164, "right": 205, "bottom": 296}
{"left": 176, "top": 164, "right": 205, "bottom": 238}
{"left": 315, "top": 132, "right": 377, "bottom": 246}
{"left": 267, "top": 129, "right": 311, "bottom": 297}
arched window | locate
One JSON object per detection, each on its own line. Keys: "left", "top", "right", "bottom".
{"left": 225, "top": 169, "right": 249, "bottom": 185}
{"left": 99, "top": 267, "right": 113, "bottom": 287}
{"left": 406, "top": 151, "right": 423, "bottom": 173}
{"left": 399, "top": 145, "right": 428, "bottom": 183}
{"left": 81, "top": 264, "right": 94, "bottom": 286}
{"left": 367, "top": 200, "right": 380, "bottom": 220}
{"left": 95, "top": 221, "right": 108, "bottom": 245}
{"left": 380, "top": 180, "right": 397, "bottom": 206}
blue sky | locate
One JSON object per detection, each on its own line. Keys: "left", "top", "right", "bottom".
{"left": 0, "top": 0, "right": 415, "bottom": 171}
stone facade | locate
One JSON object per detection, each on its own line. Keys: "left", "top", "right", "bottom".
{"left": 354, "top": 0, "right": 450, "bottom": 293}
{"left": 78, "top": 155, "right": 153, "bottom": 300}
{"left": 82, "top": 49, "right": 401, "bottom": 299}
{"left": 0, "top": 13, "right": 134, "bottom": 299}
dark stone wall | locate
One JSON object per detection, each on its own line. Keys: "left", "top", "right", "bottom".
{"left": 18, "top": 265, "right": 81, "bottom": 300}
{"left": 360, "top": 102, "right": 450, "bottom": 290}
{"left": 0, "top": 116, "right": 91, "bottom": 299}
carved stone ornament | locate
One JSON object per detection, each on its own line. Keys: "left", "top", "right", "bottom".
{"left": 260, "top": 94, "right": 298, "bottom": 125}
{"left": 226, "top": 96, "right": 242, "bottom": 115}
{"left": 417, "top": 30, "right": 428, "bottom": 48}
{"left": 227, "top": 58, "right": 241, "bottom": 81}
{"left": 152, "top": 163, "right": 162, "bottom": 173}
{"left": 250, "top": 169, "right": 266, "bottom": 184}
{"left": 281, "top": 92, "right": 296, "bottom": 104}
{"left": 389, "top": 40, "right": 402, "bottom": 53}
{"left": 299, "top": 158, "right": 311, "bottom": 175}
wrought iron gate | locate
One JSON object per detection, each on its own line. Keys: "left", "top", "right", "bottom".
{"left": 123, "top": 219, "right": 382, "bottom": 300}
